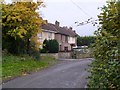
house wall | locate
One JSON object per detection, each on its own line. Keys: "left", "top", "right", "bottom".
{"left": 61, "top": 35, "right": 68, "bottom": 43}
{"left": 55, "top": 34, "right": 71, "bottom": 51}
{"left": 38, "top": 30, "right": 55, "bottom": 48}
{"left": 40, "top": 51, "right": 92, "bottom": 59}
{"left": 40, "top": 53, "right": 59, "bottom": 59}
{"left": 41, "top": 31, "right": 55, "bottom": 41}
{"left": 38, "top": 28, "right": 77, "bottom": 52}
{"left": 68, "top": 37, "right": 76, "bottom": 44}
{"left": 55, "top": 34, "right": 61, "bottom": 44}
{"left": 40, "top": 52, "right": 72, "bottom": 59}
{"left": 59, "top": 42, "right": 71, "bottom": 51}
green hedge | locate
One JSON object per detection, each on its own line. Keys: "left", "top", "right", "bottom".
{"left": 40, "top": 39, "right": 59, "bottom": 53}
{"left": 88, "top": 1, "right": 120, "bottom": 89}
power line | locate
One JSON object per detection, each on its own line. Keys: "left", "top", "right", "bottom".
{"left": 69, "top": 0, "right": 99, "bottom": 26}
{"left": 75, "top": 19, "right": 99, "bottom": 26}
{"left": 70, "top": 0, "right": 92, "bottom": 18}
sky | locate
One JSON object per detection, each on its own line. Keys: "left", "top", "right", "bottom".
{"left": 5, "top": 0, "right": 106, "bottom": 36}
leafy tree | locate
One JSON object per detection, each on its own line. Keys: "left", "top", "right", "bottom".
{"left": 2, "top": 1, "right": 45, "bottom": 57}
{"left": 88, "top": 1, "right": 120, "bottom": 89}
{"left": 77, "top": 36, "right": 95, "bottom": 46}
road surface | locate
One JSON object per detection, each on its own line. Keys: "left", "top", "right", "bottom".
{"left": 2, "top": 58, "right": 92, "bottom": 88}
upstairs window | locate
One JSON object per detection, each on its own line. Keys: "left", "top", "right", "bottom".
{"left": 65, "top": 36, "right": 68, "bottom": 43}
{"left": 61, "top": 35, "right": 62, "bottom": 40}
{"left": 48, "top": 32, "right": 52, "bottom": 39}
{"left": 64, "top": 47, "right": 68, "bottom": 52}
{"left": 37, "top": 33, "right": 42, "bottom": 42}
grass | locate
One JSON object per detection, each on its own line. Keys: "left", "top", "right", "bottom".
{"left": 2, "top": 54, "right": 58, "bottom": 82}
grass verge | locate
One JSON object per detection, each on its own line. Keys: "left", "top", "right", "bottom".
{"left": 2, "top": 54, "right": 58, "bottom": 82}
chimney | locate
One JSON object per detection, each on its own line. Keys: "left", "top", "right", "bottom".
{"left": 69, "top": 27, "right": 72, "bottom": 30}
{"left": 55, "top": 21, "right": 60, "bottom": 26}
{"left": 45, "top": 20, "right": 47, "bottom": 23}
{"left": 73, "top": 30, "right": 76, "bottom": 33}
{"left": 63, "top": 26, "right": 68, "bottom": 29}
{"left": 45, "top": 20, "right": 48, "bottom": 24}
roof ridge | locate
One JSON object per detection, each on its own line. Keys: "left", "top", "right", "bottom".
{"left": 42, "top": 22, "right": 77, "bottom": 37}
{"left": 48, "top": 23, "right": 59, "bottom": 32}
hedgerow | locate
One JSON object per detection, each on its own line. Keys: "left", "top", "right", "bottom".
{"left": 88, "top": 1, "right": 120, "bottom": 89}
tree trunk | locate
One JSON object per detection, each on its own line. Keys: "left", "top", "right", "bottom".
{"left": 27, "top": 38, "right": 30, "bottom": 56}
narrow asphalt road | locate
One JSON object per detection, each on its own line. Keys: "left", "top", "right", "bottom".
{"left": 2, "top": 58, "right": 92, "bottom": 88}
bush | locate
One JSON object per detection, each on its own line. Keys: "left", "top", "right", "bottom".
{"left": 48, "top": 39, "right": 59, "bottom": 53}
{"left": 88, "top": 1, "right": 120, "bottom": 89}
{"left": 29, "top": 48, "right": 40, "bottom": 61}
{"left": 40, "top": 39, "right": 59, "bottom": 53}
{"left": 40, "top": 48, "right": 47, "bottom": 53}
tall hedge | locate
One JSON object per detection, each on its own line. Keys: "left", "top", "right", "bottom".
{"left": 88, "top": 1, "right": 120, "bottom": 89}
{"left": 48, "top": 39, "right": 59, "bottom": 53}
{"left": 41, "top": 39, "right": 59, "bottom": 53}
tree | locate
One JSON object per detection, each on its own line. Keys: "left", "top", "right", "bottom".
{"left": 88, "top": 1, "right": 120, "bottom": 89}
{"left": 77, "top": 36, "right": 95, "bottom": 46}
{"left": 2, "top": 1, "right": 45, "bottom": 56}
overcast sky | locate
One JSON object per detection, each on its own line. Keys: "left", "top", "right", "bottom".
{"left": 5, "top": 0, "right": 106, "bottom": 36}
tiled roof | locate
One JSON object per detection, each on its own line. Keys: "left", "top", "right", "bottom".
{"left": 41, "top": 23, "right": 58, "bottom": 32}
{"left": 41, "top": 22, "right": 77, "bottom": 37}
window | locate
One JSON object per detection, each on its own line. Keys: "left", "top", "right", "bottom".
{"left": 68, "top": 37, "right": 70, "bottom": 41}
{"left": 38, "top": 33, "right": 42, "bottom": 42}
{"left": 59, "top": 45, "right": 62, "bottom": 51}
{"left": 72, "top": 37, "right": 75, "bottom": 41}
{"left": 65, "top": 36, "right": 68, "bottom": 43}
{"left": 48, "top": 32, "right": 52, "bottom": 39}
{"left": 38, "top": 33, "right": 42, "bottom": 38}
{"left": 64, "top": 47, "right": 68, "bottom": 52}
{"left": 61, "top": 35, "right": 62, "bottom": 40}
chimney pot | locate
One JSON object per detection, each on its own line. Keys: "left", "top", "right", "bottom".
{"left": 44, "top": 20, "right": 48, "bottom": 24}
{"left": 55, "top": 21, "right": 60, "bottom": 26}
{"left": 69, "top": 27, "right": 72, "bottom": 30}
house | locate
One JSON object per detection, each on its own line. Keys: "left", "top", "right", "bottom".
{"left": 38, "top": 21, "right": 78, "bottom": 52}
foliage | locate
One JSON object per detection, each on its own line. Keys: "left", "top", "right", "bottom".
{"left": 2, "top": 1, "right": 45, "bottom": 60}
{"left": 40, "top": 39, "right": 59, "bottom": 53}
{"left": 41, "top": 39, "right": 49, "bottom": 53}
{"left": 88, "top": 1, "right": 120, "bottom": 89}
{"left": 2, "top": 54, "right": 57, "bottom": 82}
{"left": 48, "top": 39, "right": 59, "bottom": 53}
{"left": 29, "top": 35, "right": 41, "bottom": 60}
{"left": 40, "top": 48, "right": 47, "bottom": 53}
{"left": 77, "top": 36, "right": 95, "bottom": 46}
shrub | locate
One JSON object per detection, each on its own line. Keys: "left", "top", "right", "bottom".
{"left": 49, "top": 39, "right": 59, "bottom": 53}
{"left": 40, "top": 48, "right": 47, "bottom": 53}
{"left": 88, "top": 1, "right": 120, "bottom": 89}
{"left": 41, "top": 39, "right": 59, "bottom": 53}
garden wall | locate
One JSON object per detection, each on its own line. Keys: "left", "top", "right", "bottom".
{"left": 40, "top": 53, "right": 59, "bottom": 59}
{"left": 40, "top": 52, "right": 71, "bottom": 59}
{"left": 40, "top": 51, "right": 92, "bottom": 59}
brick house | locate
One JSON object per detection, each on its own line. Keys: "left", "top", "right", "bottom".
{"left": 38, "top": 21, "right": 78, "bottom": 52}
